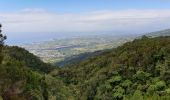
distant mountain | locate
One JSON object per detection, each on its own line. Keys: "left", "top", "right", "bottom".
{"left": 146, "top": 29, "right": 170, "bottom": 37}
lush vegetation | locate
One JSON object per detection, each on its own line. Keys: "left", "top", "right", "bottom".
{"left": 1, "top": 31, "right": 170, "bottom": 99}
{"left": 3, "top": 46, "right": 55, "bottom": 73}
{"left": 52, "top": 36, "right": 170, "bottom": 100}
{"left": 0, "top": 45, "right": 74, "bottom": 100}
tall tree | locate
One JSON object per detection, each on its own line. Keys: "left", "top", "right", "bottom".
{"left": 0, "top": 24, "right": 7, "bottom": 45}
{"left": 0, "top": 24, "right": 6, "bottom": 63}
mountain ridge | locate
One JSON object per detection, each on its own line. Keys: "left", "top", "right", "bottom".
{"left": 146, "top": 29, "right": 170, "bottom": 37}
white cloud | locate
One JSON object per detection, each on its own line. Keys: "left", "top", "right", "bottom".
{"left": 1, "top": 9, "right": 170, "bottom": 39}
{"left": 19, "top": 8, "right": 47, "bottom": 13}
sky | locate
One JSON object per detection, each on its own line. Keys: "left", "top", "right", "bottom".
{"left": 1, "top": 0, "right": 170, "bottom": 44}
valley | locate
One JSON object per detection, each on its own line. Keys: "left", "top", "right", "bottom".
{"left": 21, "top": 34, "right": 137, "bottom": 63}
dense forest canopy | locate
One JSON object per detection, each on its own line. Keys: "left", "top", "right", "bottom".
{"left": 52, "top": 36, "right": 170, "bottom": 100}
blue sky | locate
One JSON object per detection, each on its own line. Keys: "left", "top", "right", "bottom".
{"left": 0, "top": 0, "right": 170, "bottom": 44}
{"left": 1, "top": 0, "right": 170, "bottom": 12}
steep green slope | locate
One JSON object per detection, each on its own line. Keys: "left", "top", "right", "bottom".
{"left": 3, "top": 46, "right": 55, "bottom": 73}
{"left": 52, "top": 36, "right": 170, "bottom": 100}
{"left": 0, "top": 45, "right": 74, "bottom": 100}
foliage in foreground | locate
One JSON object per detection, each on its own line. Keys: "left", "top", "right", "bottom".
{"left": 0, "top": 45, "right": 74, "bottom": 100}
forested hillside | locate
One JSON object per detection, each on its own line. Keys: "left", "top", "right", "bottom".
{"left": 0, "top": 45, "right": 74, "bottom": 100}
{"left": 3, "top": 46, "right": 55, "bottom": 73}
{"left": 1, "top": 34, "right": 170, "bottom": 100}
{"left": 52, "top": 36, "right": 170, "bottom": 100}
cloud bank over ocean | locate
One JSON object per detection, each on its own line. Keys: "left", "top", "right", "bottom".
{"left": 1, "top": 8, "right": 170, "bottom": 44}
{"left": 1, "top": 9, "right": 170, "bottom": 33}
